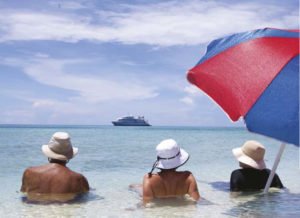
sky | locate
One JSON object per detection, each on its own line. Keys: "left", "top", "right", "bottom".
{"left": 0, "top": 0, "right": 298, "bottom": 126}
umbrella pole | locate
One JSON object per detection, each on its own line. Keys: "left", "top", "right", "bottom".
{"left": 263, "top": 143, "right": 286, "bottom": 194}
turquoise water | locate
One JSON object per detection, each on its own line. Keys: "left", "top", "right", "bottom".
{"left": 0, "top": 125, "right": 299, "bottom": 217}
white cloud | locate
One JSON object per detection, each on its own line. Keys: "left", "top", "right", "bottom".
{"left": 184, "top": 85, "right": 201, "bottom": 96}
{"left": 32, "top": 100, "right": 56, "bottom": 108}
{"left": 181, "top": 85, "right": 205, "bottom": 105}
{"left": 34, "top": 53, "right": 50, "bottom": 58}
{"left": 180, "top": 96, "right": 194, "bottom": 105}
{"left": 49, "top": 1, "right": 87, "bottom": 10}
{"left": 119, "top": 60, "right": 139, "bottom": 66}
{"left": 0, "top": 1, "right": 297, "bottom": 46}
{"left": 2, "top": 109, "right": 35, "bottom": 123}
{"left": 2, "top": 57, "right": 159, "bottom": 103}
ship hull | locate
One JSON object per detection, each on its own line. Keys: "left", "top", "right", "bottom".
{"left": 112, "top": 121, "right": 151, "bottom": 126}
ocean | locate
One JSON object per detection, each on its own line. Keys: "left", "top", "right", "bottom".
{"left": 0, "top": 125, "right": 299, "bottom": 217}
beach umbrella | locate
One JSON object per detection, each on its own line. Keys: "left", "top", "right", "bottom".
{"left": 187, "top": 28, "right": 299, "bottom": 193}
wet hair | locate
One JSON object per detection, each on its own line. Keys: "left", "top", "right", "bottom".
{"left": 48, "top": 158, "right": 68, "bottom": 164}
{"left": 148, "top": 159, "right": 158, "bottom": 177}
{"left": 160, "top": 168, "right": 177, "bottom": 171}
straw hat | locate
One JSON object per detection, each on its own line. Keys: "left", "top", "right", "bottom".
{"left": 42, "top": 132, "right": 78, "bottom": 161}
{"left": 155, "top": 139, "right": 189, "bottom": 169}
{"left": 232, "top": 140, "right": 266, "bottom": 170}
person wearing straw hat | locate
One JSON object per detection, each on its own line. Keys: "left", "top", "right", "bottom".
{"left": 142, "top": 139, "right": 200, "bottom": 204}
{"left": 230, "top": 140, "right": 283, "bottom": 191}
{"left": 21, "top": 132, "right": 89, "bottom": 200}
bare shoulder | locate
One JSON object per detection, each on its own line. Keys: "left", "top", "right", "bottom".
{"left": 69, "top": 170, "right": 90, "bottom": 191}
{"left": 22, "top": 168, "right": 32, "bottom": 180}
{"left": 143, "top": 174, "right": 152, "bottom": 184}
{"left": 21, "top": 166, "right": 46, "bottom": 192}
{"left": 176, "top": 171, "right": 193, "bottom": 179}
{"left": 182, "top": 170, "right": 192, "bottom": 176}
{"left": 184, "top": 171, "right": 200, "bottom": 201}
{"left": 143, "top": 173, "right": 152, "bottom": 180}
{"left": 22, "top": 165, "right": 45, "bottom": 176}
{"left": 142, "top": 174, "right": 156, "bottom": 204}
{"left": 23, "top": 167, "right": 33, "bottom": 175}
{"left": 143, "top": 174, "right": 161, "bottom": 188}
{"left": 186, "top": 171, "right": 196, "bottom": 181}
{"left": 25, "top": 164, "right": 56, "bottom": 174}
{"left": 68, "top": 169, "right": 89, "bottom": 183}
{"left": 183, "top": 170, "right": 192, "bottom": 173}
{"left": 143, "top": 173, "right": 160, "bottom": 182}
{"left": 68, "top": 169, "right": 86, "bottom": 179}
{"left": 178, "top": 171, "right": 196, "bottom": 183}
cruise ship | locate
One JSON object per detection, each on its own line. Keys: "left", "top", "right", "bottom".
{"left": 112, "top": 116, "right": 151, "bottom": 126}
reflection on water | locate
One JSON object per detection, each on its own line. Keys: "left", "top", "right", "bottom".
{"left": 209, "top": 181, "right": 230, "bottom": 192}
{"left": 226, "top": 189, "right": 300, "bottom": 217}
{"left": 128, "top": 183, "right": 143, "bottom": 198}
{"left": 197, "top": 197, "right": 215, "bottom": 206}
{"left": 144, "top": 196, "right": 198, "bottom": 208}
{"left": 1, "top": 126, "right": 299, "bottom": 217}
{"left": 128, "top": 184, "right": 200, "bottom": 209}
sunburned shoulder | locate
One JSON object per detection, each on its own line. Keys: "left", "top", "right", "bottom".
{"left": 52, "top": 166, "right": 86, "bottom": 181}
{"left": 70, "top": 171, "right": 86, "bottom": 180}
{"left": 23, "top": 164, "right": 51, "bottom": 174}
{"left": 67, "top": 170, "right": 89, "bottom": 182}
{"left": 143, "top": 173, "right": 156, "bottom": 180}
{"left": 178, "top": 171, "right": 192, "bottom": 175}
{"left": 23, "top": 164, "right": 82, "bottom": 176}
{"left": 175, "top": 171, "right": 193, "bottom": 179}
{"left": 143, "top": 174, "right": 162, "bottom": 185}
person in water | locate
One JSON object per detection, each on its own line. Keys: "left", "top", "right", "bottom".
{"left": 21, "top": 132, "right": 89, "bottom": 201}
{"left": 143, "top": 139, "right": 200, "bottom": 204}
{"left": 230, "top": 140, "right": 283, "bottom": 191}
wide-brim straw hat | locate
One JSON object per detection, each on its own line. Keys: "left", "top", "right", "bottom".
{"left": 156, "top": 139, "right": 189, "bottom": 169}
{"left": 42, "top": 132, "right": 78, "bottom": 161}
{"left": 232, "top": 140, "right": 266, "bottom": 170}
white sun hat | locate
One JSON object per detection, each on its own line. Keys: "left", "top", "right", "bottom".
{"left": 155, "top": 139, "right": 189, "bottom": 170}
{"left": 232, "top": 140, "right": 266, "bottom": 170}
{"left": 42, "top": 132, "right": 78, "bottom": 161}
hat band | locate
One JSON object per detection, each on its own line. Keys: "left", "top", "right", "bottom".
{"left": 157, "top": 151, "right": 180, "bottom": 160}
{"left": 148, "top": 151, "right": 181, "bottom": 176}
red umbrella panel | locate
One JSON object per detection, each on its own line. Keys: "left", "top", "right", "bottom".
{"left": 187, "top": 28, "right": 299, "bottom": 146}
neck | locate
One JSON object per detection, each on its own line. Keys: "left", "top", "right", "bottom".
{"left": 239, "top": 162, "right": 253, "bottom": 169}
{"left": 160, "top": 168, "right": 177, "bottom": 173}
{"left": 48, "top": 158, "right": 68, "bottom": 166}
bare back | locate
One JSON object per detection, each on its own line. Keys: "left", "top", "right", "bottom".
{"left": 143, "top": 170, "right": 200, "bottom": 204}
{"left": 21, "top": 163, "right": 89, "bottom": 194}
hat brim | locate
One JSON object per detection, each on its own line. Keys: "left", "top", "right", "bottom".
{"left": 156, "top": 148, "right": 189, "bottom": 170}
{"left": 42, "top": 145, "right": 78, "bottom": 161}
{"left": 232, "top": 147, "right": 266, "bottom": 170}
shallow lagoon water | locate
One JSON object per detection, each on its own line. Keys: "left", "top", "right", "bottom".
{"left": 0, "top": 125, "right": 299, "bottom": 217}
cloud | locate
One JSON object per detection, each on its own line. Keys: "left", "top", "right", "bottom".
{"left": 2, "top": 57, "right": 159, "bottom": 103}
{"left": 180, "top": 96, "right": 194, "bottom": 105}
{"left": 34, "top": 53, "right": 50, "bottom": 58}
{"left": 181, "top": 85, "right": 205, "bottom": 105}
{"left": 49, "top": 0, "right": 87, "bottom": 10}
{"left": 0, "top": 0, "right": 297, "bottom": 46}
{"left": 184, "top": 85, "right": 201, "bottom": 96}
{"left": 119, "top": 60, "right": 140, "bottom": 66}
{"left": 32, "top": 99, "right": 56, "bottom": 108}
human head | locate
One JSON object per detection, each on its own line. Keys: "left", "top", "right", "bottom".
{"left": 148, "top": 139, "right": 189, "bottom": 175}
{"left": 42, "top": 132, "right": 78, "bottom": 162}
{"left": 232, "top": 140, "right": 266, "bottom": 170}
